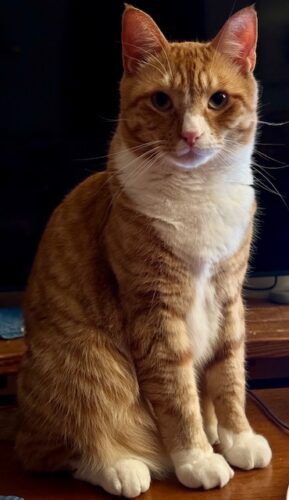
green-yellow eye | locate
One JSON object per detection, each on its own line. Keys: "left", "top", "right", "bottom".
{"left": 151, "top": 91, "right": 172, "bottom": 111}
{"left": 208, "top": 91, "right": 228, "bottom": 110}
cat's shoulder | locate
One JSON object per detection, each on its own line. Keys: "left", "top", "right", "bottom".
{"left": 64, "top": 171, "right": 110, "bottom": 206}
{"left": 42, "top": 171, "right": 111, "bottom": 241}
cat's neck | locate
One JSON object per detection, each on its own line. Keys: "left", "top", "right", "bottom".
{"left": 111, "top": 136, "right": 254, "bottom": 214}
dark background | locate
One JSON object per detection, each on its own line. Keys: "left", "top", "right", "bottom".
{"left": 1, "top": 0, "right": 289, "bottom": 290}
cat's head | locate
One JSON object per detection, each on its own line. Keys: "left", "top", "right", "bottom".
{"left": 117, "top": 5, "right": 258, "bottom": 172}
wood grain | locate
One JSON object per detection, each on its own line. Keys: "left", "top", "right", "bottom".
{"left": 246, "top": 299, "right": 289, "bottom": 358}
{"left": 0, "top": 339, "right": 26, "bottom": 375}
{"left": 0, "top": 389, "right": 288, "bottom": 499}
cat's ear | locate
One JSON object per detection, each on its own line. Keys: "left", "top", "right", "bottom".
{"left": 122, "top": 5, "right": 168, "bottom": 74}
{"left": 211, "top": 6, "right": 258, "bottom": 73}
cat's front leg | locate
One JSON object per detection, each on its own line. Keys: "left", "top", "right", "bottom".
{"left": 130, "top": 312, "right": 234, "bottom": 490}
{"left": 206, "top": 295, "right": 272, "bottom": 470}
{"left": 201, "top": 391, "right": 219, "bottom": 445}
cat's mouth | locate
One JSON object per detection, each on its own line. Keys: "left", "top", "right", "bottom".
{"left": 167, "top": 147, "right": 217, "bottom": 169}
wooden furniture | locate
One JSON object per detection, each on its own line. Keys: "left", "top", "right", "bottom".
{"left": 246, "top": 299, "right": 289, "bottom": 358}
{"left": 0, "top": 339, "right": 26, "bottom": 375}
{"left": 0, "top": 388, "right": 288, "bottom": 499}
{"left": 246, "top": 299, "right": 289, "bottom": 383}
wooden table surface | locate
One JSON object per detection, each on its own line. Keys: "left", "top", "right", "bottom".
{"left": 0, "top": 388, "right": 288, "bottom": 500}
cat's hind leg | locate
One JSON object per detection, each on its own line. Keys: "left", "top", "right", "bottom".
{"left": 71, "top": 395, "right": 169, "bottom": 497}
{"left": 74, "top": 458, "right": 151, "bottom": 498}
{"left": 17, "top": 329, "right": 169, "bottom": 497}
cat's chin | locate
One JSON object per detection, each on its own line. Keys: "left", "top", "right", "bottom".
{"left": 167, "top": 149, "right": 215, "bottom": 170}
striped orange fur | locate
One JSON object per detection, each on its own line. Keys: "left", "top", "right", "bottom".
{"left": 16, "top": 5, "right": 272, "bottom": 497}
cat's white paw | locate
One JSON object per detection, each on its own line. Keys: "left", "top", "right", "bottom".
{"left": 172, "top": 449, "right": 234, "bottom": 490}
{"left": 74, "top": 458, "right": 151, "bottom": 498}
{"left": 218, "top": 427, "right": 272, "bottom": 470}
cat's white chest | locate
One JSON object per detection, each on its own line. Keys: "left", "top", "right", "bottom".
{"left": 151, "top": 184, "right": 254, "bottom": 268}
{"left": 116, "top": 145, "right": 254, "bottom": 267}
{"left": 186, "top": 274, "right": 221, "bottom": 366}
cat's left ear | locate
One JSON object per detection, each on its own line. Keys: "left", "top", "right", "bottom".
{"left": 211, "top": 6, "right": 258, "bottom": 73}
{"left": 122, "top": 5, "right": 169, "bottom": 74}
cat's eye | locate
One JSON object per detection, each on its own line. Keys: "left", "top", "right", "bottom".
{"left": 151, "top": 91, "right": 172, "bottom": 111}
{"left": 208, "top": 91, "right": 228, "bottom": 110}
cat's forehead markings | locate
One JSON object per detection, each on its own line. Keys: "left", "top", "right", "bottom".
{"left": 168, "top": 45, "right": 218, "bottom": 96}
{"left": 209, "top": 74, "right": 218, "bottom": 90}
{"left": 172, "top": 72, "right": 183, "bottom": 88}
{"left": 198, "top": 71, "right": 209, "bottom": 91}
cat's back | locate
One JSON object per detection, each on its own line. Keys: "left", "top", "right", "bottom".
{"left": 24, "top": 170, "right": 115, "bottom": 335}
{"left": 29, "top": 170, "right": 111, "bottom": 271}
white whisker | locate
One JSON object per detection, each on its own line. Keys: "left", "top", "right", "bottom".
{"left": 124, "top": 53, "right": 165, "bottom": 78}
{"left": 120, "top": 40, "right": 172, "bottom": 79}
{"left": 258, "top": 120, "right": 289, "bottom": 127}
{"left": 255, "top": 150, "right": 285, "bottom": 165}
{"left": 75, "top": 140, "right": 164, "bottom": 163}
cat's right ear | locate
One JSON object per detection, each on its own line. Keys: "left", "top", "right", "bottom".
{"left": 211, "top": 6, "right": 258, "bottom": 74}
{"left": 122, "top": 5, "right": 168, "bottom": 75}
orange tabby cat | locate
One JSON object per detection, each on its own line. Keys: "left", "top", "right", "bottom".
{"left": 17, "top": 5, "right": 272, "bottom": 497}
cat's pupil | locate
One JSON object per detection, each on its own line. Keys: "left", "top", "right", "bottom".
{"left": 151, "top": 91, "right": 172, "bottom": 111}
{"left": 209, "top": 91, "right": 228, "bottom": 109}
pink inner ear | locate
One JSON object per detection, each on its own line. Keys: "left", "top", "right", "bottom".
{"left": 233, "top": 14, "right": 257, "bottom": 58}
{"left": 212, "top": 7, "right": 258, "bottom": 72}
{"left": 122, "top": 7, "right": 167, "bottom": 74}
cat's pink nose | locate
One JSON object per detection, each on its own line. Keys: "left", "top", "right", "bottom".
{"left": 181, "top": 131, "right": 201, "bottom": 147}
